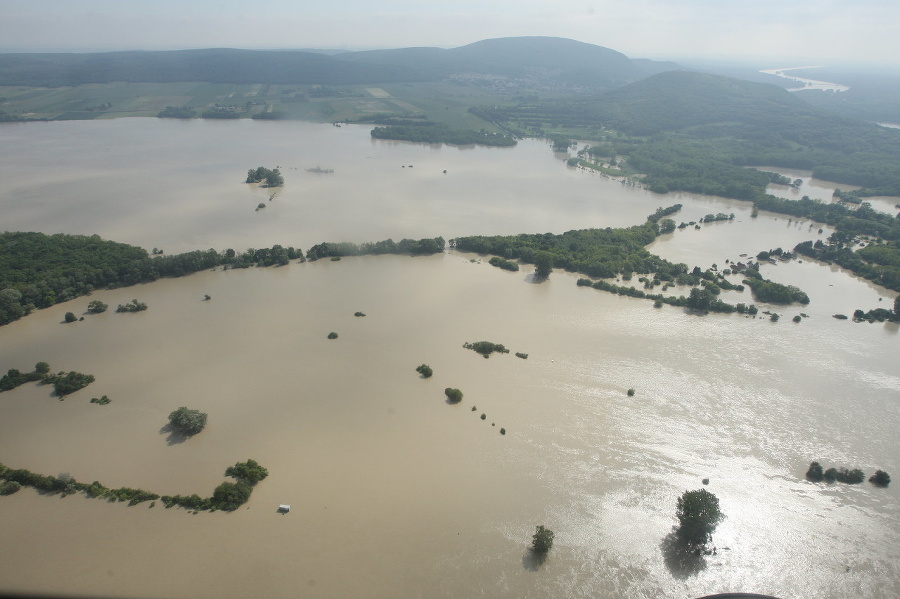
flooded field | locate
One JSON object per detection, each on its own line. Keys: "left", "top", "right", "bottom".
{"left": 0, "top": 120, "right": 898, "bottom": 599}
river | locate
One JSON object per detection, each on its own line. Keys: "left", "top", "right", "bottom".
{"left": 759, "top": 67, "right": 850, "bottom": 93}
{"left": 0, "top": 119, "right": 897, "bottom": 599}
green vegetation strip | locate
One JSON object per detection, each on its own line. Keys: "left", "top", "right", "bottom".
{"left": 1, "top": 362, "right": 94, "bottom": 398}
{"left": 0, "top": 232, "right": 306, "bottom": 327}
{"left": 0, "top": 459, "right": 269, "bottom": 512}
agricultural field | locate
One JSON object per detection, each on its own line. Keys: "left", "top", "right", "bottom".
{"left": 0, "top": 80, "right": 509, "bottom": 129}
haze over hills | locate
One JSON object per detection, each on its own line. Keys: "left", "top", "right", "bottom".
{"left": 0, "top": 36, "right": 678, "bottom": 89}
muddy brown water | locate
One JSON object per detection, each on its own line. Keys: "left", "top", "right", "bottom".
{"left": 0, "top": 120, "right": 897, "bottom": 599}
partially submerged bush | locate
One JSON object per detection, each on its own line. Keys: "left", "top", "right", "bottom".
{"left": 870, "top": 470, "right": 891, "bottom": 487}
{"left": 116, "top": 299, "right": 148, "bottom": 313}
{"left": 806, "top": 461, "right": 824, "bottom": 481}
{"left": 531, "top": 525, "right": 555, "bottom": 554}
{"left": 823, "top": 467, "right": 865, "bottom": 484}
{"left": 463, "top": 341, "right": 509, "bottom": 357}
{"left": 444, "top": 388, "right": 463, "bottom": 404}
{"left": 44, "top": 371, "right": 95, "bottom": 397}
{"left": 167, "top": 407, "right": 208, "bottom": 436}
{"left": 415, "top": 364, "right": 433, "bottom": 378}
{"left": 224, "top": 459, "right": 269, "bottom": 484}
{"left": 0, "top": 480, "right": 21, "bottom": 495}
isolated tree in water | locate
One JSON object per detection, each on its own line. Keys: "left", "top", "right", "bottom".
{"left": 531, "top": 525, "right": 555, "bottom": 554}
{"left": 167, "top": 407, "right": 208, "bottom": 436}
{"left": 675, "top": 489, "right": 724, "bottom": 548}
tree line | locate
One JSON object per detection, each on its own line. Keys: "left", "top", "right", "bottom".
{"left": 0, "top": 232, "right": 305, "bottom": 327}
{"left": 306, "top": 236, "right": 445, "bottom": 260}
{"left": 371, "top": 122, "right": 516, "bottom": 147}
{"left": 1, "top": 362, "right": 94, "bottom": 397}
{"left": 0, "top": 459, "right": 268, "bottom": 512}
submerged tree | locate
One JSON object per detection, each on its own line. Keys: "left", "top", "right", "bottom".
{"left": 806, "top": 461, "right": 824, "bottom": 482}
{"left": 531, "top": 525, "right": 555, "bottom": 554}
{"left": 86, "top": 300, "right": 108, "bottom": 314}
{"left": 675, "top": 489, "right": 724, "bottom": 548}
{"left": 870, "top": 470, "right": 891, "bottom": 487}
{"left": 167, "top": 407, "right": 208, "bottom": 436}
{"left": 224, "top": 459, "right": 269, "bottom": 484}
{"left": 444, "top": 388, "right": 463, "bottom": 404}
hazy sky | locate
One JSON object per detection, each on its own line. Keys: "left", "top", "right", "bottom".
{"left": 1, "top": 0, "right": 896, "bottom": 65}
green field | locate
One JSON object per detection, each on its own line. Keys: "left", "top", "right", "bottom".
{"left": 0, "top": 80, "right": 509, "bottom": 129}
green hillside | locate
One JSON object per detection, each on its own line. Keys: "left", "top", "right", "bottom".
{"left": 484, "top": 70, "right": 900, "bottom": 197}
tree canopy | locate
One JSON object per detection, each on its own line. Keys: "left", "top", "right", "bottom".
{"left": 167, "top": 407, "right": 208, "bottom": 436}
{"left": 531, "top": 525, "right": 555, "bottom": 554}
{"left": 224, "top": 459, "right": 269, "bottom": 484}
{"left": 675, "top": 489, "right": 724, "bottom": 547}
{"left": 246, "top": 166, "right": 284, "bottom": 187}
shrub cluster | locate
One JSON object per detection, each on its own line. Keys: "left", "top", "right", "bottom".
{"left": 44, "top": 371, "right": 95, "bottom": 397}
{"left": 444, "top": 388, "right": 463, "bottom": 404}
{"left": 806, "top": 461, "right": 888, "bottom": 486}
{"left": 116, "top": 299, "right": 148, "bottom": 313}
{"left": 463, "top": 341, "right": 510, "bottom": 357}
{"left": 0, "top": 362, "right": 49, "bottom": 392}
{"left": 245, "top": 166, "right": 284, "bottom": 187}
{"left": 167, "top": 407, "right": 208, "bottom": 436}
{"left": 488, "top": 256, "right": 519, "bottom": 272}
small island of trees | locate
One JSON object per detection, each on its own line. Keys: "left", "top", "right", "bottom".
{"left": 0, "top": 362, "right": 96, "bottom": 398}
{"left": 167, "top": 407, "right": 208, "bottom": 436}
{"left": 416, "top": 364, "right": 433, "bottom": 378}
{"left": 444, "top": 388, "right": 463, "bottom": 404}
{"left": 87, "top": 300, "right": 108, "bottom": 314}
{"left": 245, "top": 166, "right": 284, "bottom": 187}
{"left": 45, "top": 371, "right": 96, "bottom": 397}
{"left": 116, "top": 299, "right": 148, "bottom": 313}
{"left": 0, "top": 362, "right": 50, "bottom": 392}
{"left": 463, "top": 341, "right": 510, "bottom": 357}
{"left": 488, "top": 256, "right": 519, "bottom": 272}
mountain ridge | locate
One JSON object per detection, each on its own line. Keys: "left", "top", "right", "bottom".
{"left": 0, "top": 36, "right": 678, "bottom": 88}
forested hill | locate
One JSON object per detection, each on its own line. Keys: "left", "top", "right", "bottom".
{"left": 340, "top": 37, "right": 679, "bottom": 88}
{"left": 0, "top": 37, "right": 677, "bottom": 88}
{"left": 590, "top": 70, "right": 826, "bottom": 135}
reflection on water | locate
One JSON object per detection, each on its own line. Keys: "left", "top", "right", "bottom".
{"left": 0, "top": 121, "right": 898, "bottom": 599}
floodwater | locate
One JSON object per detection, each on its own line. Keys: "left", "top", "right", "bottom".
{"left": 0, "top": 120, "right": 898, "bottom": 599}
{"left": 762, "top": 165, "right": 900, "bottom": 217}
